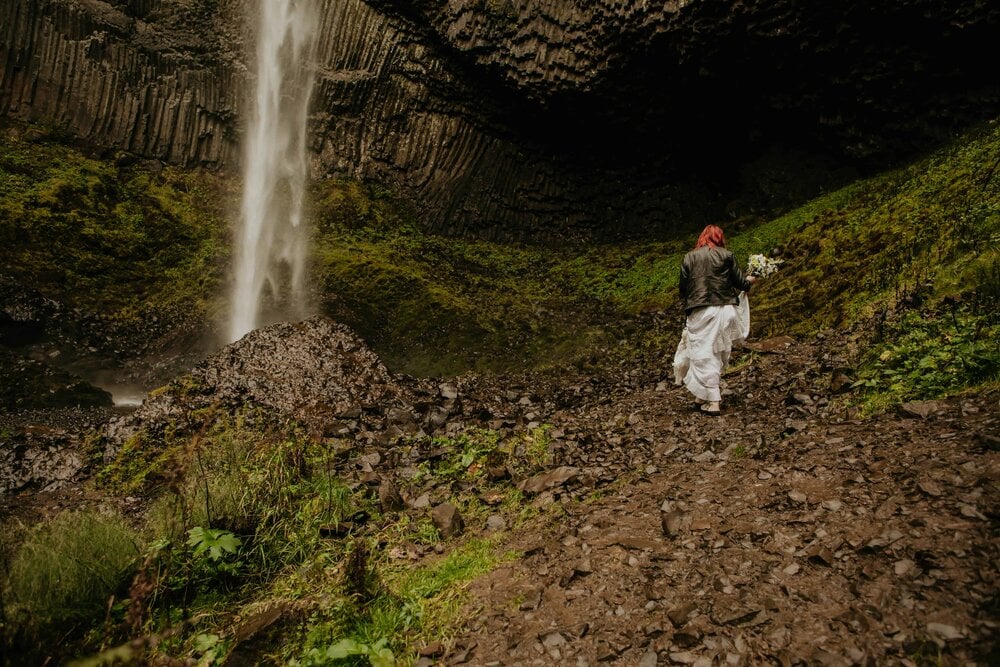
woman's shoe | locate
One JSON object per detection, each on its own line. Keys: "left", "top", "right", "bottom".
{"left": 700, "top": 402, "right": 721, "bottom": 416}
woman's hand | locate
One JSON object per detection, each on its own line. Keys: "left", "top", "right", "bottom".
{"left": 747, "top": 275, "right": 759, "bottom": 285}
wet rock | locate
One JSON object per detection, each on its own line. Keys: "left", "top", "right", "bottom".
{"left": 432, "top": 502, "right": 465, "bottom": 538}
{"left": 572, "top": 559, "right": 593, "bottom": 578}
{"left": 487, "top": 465, "right": 511, "bottom": 481}
{"left": 485, "top": 514, "right": 506, "bottom": 534}
{"left": 517, "top": 466, "right": 580, "bottom": 495}
{"left": 667, "top": 650, "right": 698, "bottom": 664}
{"left": 829, "top": 369, "right": 854, "bottom": 394}
{"left": 426, "top": 406, "right": 450, "bottom": 430}
{"left": 639, "top": 650, "right": 659, "bottom": 667}
{"left": 0, "top": 440, "right": 85, "bottom": 495}
{"left": 712, "top": 602, "right": 761, "bottom": 626}
{"left": 379, "top": 480, "right": 404, "bottom": 512}
{"left": 661, "top": 511, "right": 686, "bottom": 537}
{"left": 201, "top": 318, "right": 401, "bottom": 418}
{"left": 975, "top": 431, "right": 1000, "bottom": 451}
{"left": 808, "top": 649, "right": 851, "bottom": 666}
{"left": 745, "top": 336, "right": 795, "bottom": 353}
{"left": 805, "top": 544, "right": 835, "bottom": 566}
{"left": 899, "top": 401, "right": 944, "bottom": 419}
{"left": 388, "top": 407, "right": 417, "bottom": 426}
{"left": 419, "top": 641, "right": 445, "bottom": 657}
{"left": 916, "top": 479, "right": 943, "bottom": 497}
{"left": 783, "top": 420, "right": 809, "bottom": 434}
{"left": 667, "top": 602, "right": 698, "bottom": 629}
{"left": 788, "top": 489, "right": 808, "bottom": 504}
{"left": 519, "top": 588, "right": 543, "bottom": 611}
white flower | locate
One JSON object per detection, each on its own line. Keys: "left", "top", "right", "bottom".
{"left": 747, "top": 253, "right": 783, "bottom": 278}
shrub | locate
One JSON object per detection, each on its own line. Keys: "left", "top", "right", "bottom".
{"left": 854, "top": 307, "right": 1000, "bottom": 412}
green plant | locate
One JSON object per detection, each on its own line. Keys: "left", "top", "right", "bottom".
{"left": 854, "top": 307, "right": 1000, "bottom": 412}
{"left": 3, "top": 511, "right": 141, "bottom": 631}
{"left": 192, "top": 632, "right": 227, "bottom": 665}
{"left": 187, "top": 528, "right": 243, "bottom": 574}
{"left": 522, "top": 425, "right": 553, "bottom": 467}
{"left": 415, "top": 429, "right": 503, "bottom": 482}
{"left": 293, "top": 537, "right": 509, "bottom": 665}
{"left": 411, "top": 518, "right": 442, "bottom": 546}
{"left": 295, "top": 637, "right": 395, "bottom": 666}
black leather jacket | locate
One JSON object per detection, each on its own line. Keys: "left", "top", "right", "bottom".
{"left": 679, "top": 246, "right": 752, "bottom": 314}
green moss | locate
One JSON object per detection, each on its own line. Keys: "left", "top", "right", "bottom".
{"left": 96, "top": 429, "right": 188, "bottom": 495}
{"left": 750, "top": 121, "right": 1000, "bottom": 335}
{"left": 0, "top": 125, "right": 229, "bottom": 341}
{"left": 313, "top": 179, "right": 609, "bottom": 375}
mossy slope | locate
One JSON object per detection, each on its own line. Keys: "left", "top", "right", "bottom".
{"left": 751, "top": 121, "right": 1000, "bottom": 335}
{"left": 312, "top": 181, "right": 609, "bottom": 376}
{"left": 0, "top": 125, "right": 229, "bottom": 352}
{"left": 313, "top": 120, "right": 1000, "bottom": 403}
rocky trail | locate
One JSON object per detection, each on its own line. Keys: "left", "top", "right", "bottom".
{"left": 433, "top": 338, "right": 1000, "bottom": 666}
{"left": 1, "top": 319, "right": 998, "bottom": 666}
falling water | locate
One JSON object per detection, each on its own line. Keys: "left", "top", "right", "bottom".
{"left": 229, "top": 0, "right": 317, "bottom": 342}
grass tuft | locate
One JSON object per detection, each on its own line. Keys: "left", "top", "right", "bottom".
{"left": 2, "top": 511, "right": 142, "bottom": 634}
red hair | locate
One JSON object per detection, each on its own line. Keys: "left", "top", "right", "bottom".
{"left": 695, "top": 224, "right": 726, "bottom": 249}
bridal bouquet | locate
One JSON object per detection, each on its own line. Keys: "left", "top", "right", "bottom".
{"left": 747, "top": 253, "right": 783, "bottom": 278}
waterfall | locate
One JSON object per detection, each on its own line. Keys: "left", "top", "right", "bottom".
{"left": 229, "top": 0, "right": 317, "bottom": 342}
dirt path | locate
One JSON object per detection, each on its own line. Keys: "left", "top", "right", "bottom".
{"left": 441, "top": 340, "right": 1000, "bottom": 666}
{"left": 2, "top": 327, "right": 996, "bottom": 666}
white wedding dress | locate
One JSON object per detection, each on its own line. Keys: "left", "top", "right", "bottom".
{"left": 672, "top": 293, "right": 750, "bottom": 402}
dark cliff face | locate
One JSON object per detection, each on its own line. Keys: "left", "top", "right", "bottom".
{"left": 2, "top": 0, "right": 997, "bottom": 239}
{"left": 0, "top": 0, "right": 244, "bottom": 167}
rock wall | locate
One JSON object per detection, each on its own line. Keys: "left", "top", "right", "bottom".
{"left": 308, "top": 0, "right": 716, "bottom": 239}
{"left": 0, "top": 0, "right": 241, "bottom": 166}
{"left": 380, "top": 0, "right": 1000, "bottom": 155}
{"left": 2, "top": 0, "right": 998, "bottom": 238}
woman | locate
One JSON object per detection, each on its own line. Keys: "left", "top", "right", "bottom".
{"left": 673, "top": 225, "right": 756, "bottom": 415}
